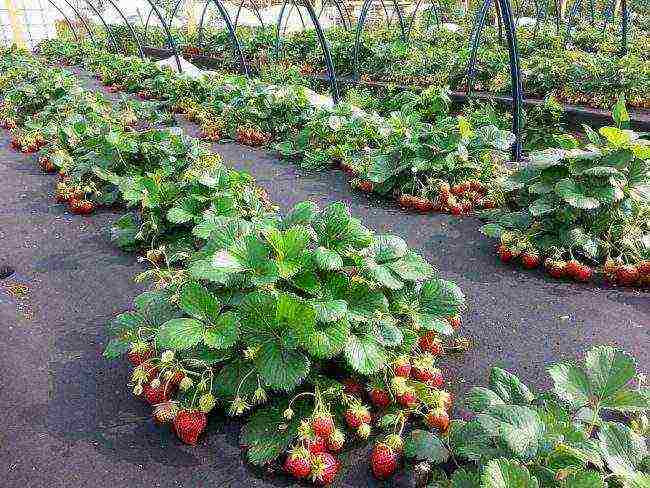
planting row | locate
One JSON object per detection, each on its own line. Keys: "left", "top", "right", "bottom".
{"left": 2, "top": 46, "right": 650, "bottom": 486}
{"left": 86, "top": 19, "right": 650, "bottom": 110}
{"left": 35, "top": 39, "right": 650, "bottom": 287}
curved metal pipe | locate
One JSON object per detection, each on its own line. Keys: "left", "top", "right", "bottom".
{"left": 234, "top": 0, "right": 265, "bottom": 29}
{"left": 196, "top": 0, "right": 249, "bottom": 76}
{"left": 465, "top": 0, "right": 493, "bottom": 95}
{"left": 497, "top": 0, "right": 524, "bottom": 161}
{"left": 563, "top": 0, "right": 582, "bottom": 47}
{"left": 75, "top": 0, "right": 120, "bottom": 52}
{"left": 103, "top": 0, "right": 146, "bottom": 58}
{"left": 140, "top": 0, "right": 183, "bottom": 72}
{"left": 46, "top": 0, "right": 79, "bottom": 43}
{"left": 60, "top": 0, "right": 96, "bottom": 43}
{"left": 352, "top": 0, "right": 374, "bottom": 78}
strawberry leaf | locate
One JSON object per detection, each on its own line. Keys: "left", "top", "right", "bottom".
{"left": 481, "top": 458, "right": 539, "bottom": 488}
{"left": 156, "top": 318, "right": 205, "bottom": 350}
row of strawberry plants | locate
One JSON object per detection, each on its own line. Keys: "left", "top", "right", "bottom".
{"left": 36, "top": 39, "right": 650, "bottom": 287}
{"left": 0, "top": 46, "right": 467, "bottom": 483}
{"left": 2, "top": 47, "right": 650, "bottom": 487}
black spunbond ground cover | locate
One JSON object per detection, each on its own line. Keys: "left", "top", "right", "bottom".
{"left": 0, "top": 70, "right": 648, "bottom": 488}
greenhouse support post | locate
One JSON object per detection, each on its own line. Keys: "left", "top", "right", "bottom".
{"left": 4, "top": 0, "right": 26, "bottom": 48}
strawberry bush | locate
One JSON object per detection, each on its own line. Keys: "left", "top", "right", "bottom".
{"left": 480, "top": 98, "right": 650, "bottom": 287}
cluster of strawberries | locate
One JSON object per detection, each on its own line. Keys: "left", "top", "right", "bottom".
{"left": 128, "top": 344, "right": 212, "bottom": 446}
{"left": 10, "top": 132, "right": 46, "bottom": 153}
{"left": 49, "top": 165, "right": 97, "bottom": 215}
{"left": 282, "top": 316, "right": 459, "bottom": 485}
{"left": 498, "top": 243, "right": 650, "bottom": 287}
{"left": 235, "top": 126, "right": 272, "bottom": 147}
{"left": 200, "top": 120, "right": 223, "bottom": 142}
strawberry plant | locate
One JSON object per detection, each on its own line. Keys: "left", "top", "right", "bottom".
{"left": 398, "top": 345, "right": 650, "bottom": 487}
{"left": 480, "top": 98, "right": 650, "bottom": 286}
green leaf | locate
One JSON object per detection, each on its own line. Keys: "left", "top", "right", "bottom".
{"left": 625, "top": 472, "right": 650, "bottom": 488}
{"left": 480, "top": 223, "right": 504, "bottom": 238}
{"left": 489, "top": 367, "right": 535, "bottom": 405}
{"left": 419, "top": 279, "right": 466, "bottom": 317}
{"left": 478, "top": 405, "right": 545, "bottom": 460}
{"left": 255, "top": 342, "right": 310, "bottom": 392}
{"left": 103, "top": 338, "right": 130, "bottom": 359}
{"left": 179, "top": 282, "right": 220, "bottom": 322}
{"left": 598, "top": 422, "right": 649, "bottom": 476}
{"left": 203, "top": 311, "right": 239, "bottom": 349}
{"left": 156, "top": 318, "right": 205, "bottom": 350}
{"left": 481, "top": 459, "right": 539, "bottom": 488}
{"left": 585, "top": 346, "right": 638, "bottom": 408}
{"left": 370, "top": 235, "right": 408, "bottom": 263}
{"left": 612, "top": 96, "right": 630, "bottom": 128}
{"left": 313, "top": 246, "right": 343, "bottom": 271}
{"left": 450, "top": 468, "right": 481, "bottom": 488}
{"left": 387, "top": 251, "right": 435, "bottom": 282}
{"left": 304, "top": 318, "right": 350, "bottom": 359}
{"left": 599, "top": 126, "right": 631, "bottom": 147}
{"left": 281, "top": 201, "right": 319, "bottom": 228}
{"left": 563, "top": 471, "right": 605, "bottom": 488}
{"left": 344, "top": 333, "right": 387, "bottom": 374}
{"left": 449, "top": 419, "right": 495, "bottom": 461}
{"left": 548, "top": 362, "right": 592, "bottom": 407}
{"left": 312, "top": 300, "right": 347, "bottom": 323}
{"left": 404, "top": 429, "right": 450, "bottom": 464}
{"left": 555, "top": 178, "right": 600, "bottom": 210}
{"left": 465, "top": 387, "right": 506, "bottom": 413}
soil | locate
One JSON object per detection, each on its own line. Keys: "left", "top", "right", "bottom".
{"left": 0, "top": 68, "right": 647, "bottom": 488}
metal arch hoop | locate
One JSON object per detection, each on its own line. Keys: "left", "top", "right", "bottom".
{"left": 465, "top": 0, "right": 493, "bottom": 96}
{"left": 101, "top": 0, "right": 145, "bottom": 58}
{"left": 144, "top": 0, "right": 183, "bottom": 45}
{"left": 196, "top": 0, "right": 249, "bottom": 76}
{"left": 234, "top": 0, "right": 266, "bottom": 29}
{"left": 620, "top": 0, "right": 628, "bottom": 55}
{"left": 59, "top": 0, "right": 95, "bottom": 42}
{"left": 407, "top": 0, "right": 441, "bottom": 39}
{"left": 75, "top": 0, "right": 121, "bottom": 52}
{"left": 465, "top": 0, "right": 524, "bottom": 160}
{"left": 498, "top": 0, "right": 524, "bottom": 161}
{"left": 563, "top": 0, "right": 582, "bottom": 47}
{"left": 138, "top": 0, "right": 183, "bottom": 72}
{"left": 46, "top": 0, "right": 79, "bottom": 42}
{"left": 325, "top": 0, "right": 352, "bottom": 30}
{"left": 274, "top": 0, "right": 339, "bottom": 104}
{"left": 352, "top": 0, "right": 407, "bottom": 78}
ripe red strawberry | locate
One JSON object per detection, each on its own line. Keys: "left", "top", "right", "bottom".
{"left": 482, "top": 199, "right": 496, "bottom": 209}
{"left": 544, "top": 258, "right": 566, "bottom": 278}
{"left": 342, "top": 378, "right": 363, "bottom": 398}
{"left": 396, "top": 389, "right": 419, "bottom": 408}
{"left": 69, "top": 199, "right": 95, "bottom": 215}
{"left": 311, "top": 414, "right": 335, "bottom": 438}
{"left": 39, "top": 156, "right": 56, "bottom": 173}
{"left": 418, "top": 331, "right": 438, "bottom": 352}
{"left": 497, "top": 244, "right": 514, "bottom": 263}
{"left": 369, "top": 388, "right": 391, "bottom": 409}
{"left": 572, "top": 263, "right": 593, "bottom": 282}
{"left": 469, "top": 179, "right": 484, "bottom": 192}
{"left": 173, "top": 409, "right": 207, "bottom": 445}
{"left": 143, "top": 383, "right": 174, "bottom": 405}
{"left": 304, "top": 435, "right": 327, "bottom": 454}
{"left": 370, "top": 443, "right": 399, "bottom": 480}
{"left": 565, "top": 260, "right": 582, "bottom": 279}
{"left": 166, "top": 370, "right": 185, "bottom": 387}
{"left": 616, "top": 264, "right": 639, "bottom": 286}
{"left": 326, "top": 429, "right": 345, "bottom": 453}
{"left": 425, "top": 408, "right": 450, "bottom": 433}
{"left": 451, "top": 184, "right": 465, "bottom": 196}
{"left": 447, "top": 315, "right": 462, "bottom": 330}
{"left": 344, "top": 404, "right": 371, "bottom": 429}
{"left": 425, "top": 368, "right": 444, "bottom": 388}
{"left": 413, "top": 197, "right": 434, "bottom": 212}
{"left": 393, "top": 357, "right": 411, "bottom": 377}
{"left": 284, "top": 447, "right": 312, "bottom": 479}
{"left": 354, "top": 180, "right": 374, "bottom": 193}
{"left": 637, "top": 261, "right": 650, "bottom": 286}
{"left": 127, "top": 343, "right": 153, "bottom": 366}
{"left": 450, "top": 204, "right": 463, "bottom": 216}
{"left": 311, "top": 452, "right": 340, "bottom": 485}
{"left": 521, "top": 251, "right": 541, "bottom": 269}
{"left": 398, "top": 194, "right": 416, "bottom": 209}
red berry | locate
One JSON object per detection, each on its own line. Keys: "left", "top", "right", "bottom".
{"left": 370, "top": 443, "right": 399, "bottom": 480}
{"left": 344, "top": 405, "right": 371, "bottom": 429}
{"left": 418, "top": 331, "right": 438, "bottom": 352}
{"left": 127, "top": 346, "right": 153, "bottom": 366}
{"left": 311, "top": 414, "right": 335, "bottom": 438}
{"left": 305, "top": 435, "right": 327, "bottom": 454}
{"left": 497, "top": 244, "right": 514, "bottom": 263}
{"left": 545, "top": 258, "right": 566, "bottom": 278}
{"left": 369, "top": 388, "right": 391, "bottom": 409}
{"left": 173, "top": 409, "right": 207, "bottom": 445}
{"left": 425, "top": 368, "right": 444, "bottom": 389}
{"left": 447, "top": 315, "right": 462, "bottom": 330}
{"left": 450, "top": 204, "right": 463, "bottom": 216}
{"left": 572, "top": 263, "right": 593, "bottom": 282}
{"left": 311, "top": 452, "right": 340, "bottom": 485}
{"left": 565, "top": 259, "right": 582, "bottom": 279}
{"left": 412, "top": 366, "right": 434, "bottom": 383}
{"left": 393, "top": 358, "right": 411, "bottom": 377}
{"left": 424, "top": 408, "right": 450, "bottom": 433}
{"left": 616, "top": 264, "right": 639, "bottom": 286}
{"left": 521, "top": 251, "right": 540, "bottom": 269}
{"left": 342, "top": 378, "right": 363, "bottom": 398}
{"left": 284, "top": 447, "right": 312, "bottom": 479}
{"left": 143, "top": 383, "right": 174, "bottom": 405}
{"left": 396, "top": 389, "right": 419, "bottom": 408}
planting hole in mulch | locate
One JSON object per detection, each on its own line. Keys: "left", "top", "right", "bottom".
{"left": 0, "top": 265, "right": 15, "bottom": 280}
